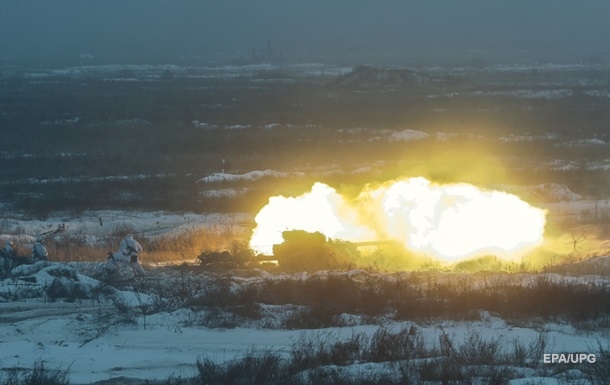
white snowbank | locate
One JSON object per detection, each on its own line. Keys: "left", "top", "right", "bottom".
{"left": 555, "top": 139, "right": 608, "bottom": 147}
{"left": 388, "top": 129, "right": 430, "bottom": 142}
{"left": 0, "top": 210, "right": 252, "bottom": 248}
{"left": 198, "top": 169, "right": 301, "bottom": 183}
{"left": 523, "top": 183, "right": 583, "bottom": 202}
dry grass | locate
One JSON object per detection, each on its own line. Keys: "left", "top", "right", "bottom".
{"left": 143, "top": 226, "right": 246, "bottom": 264}
{"left": 4, "top": 225, "right": 246, "bottom": 265}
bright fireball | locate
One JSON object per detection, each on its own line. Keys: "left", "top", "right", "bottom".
{"left": 249, "top": 177, "right": 546, "bottom": 262}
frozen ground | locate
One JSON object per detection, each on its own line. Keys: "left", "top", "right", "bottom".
{"left": 0, "top": 210, "right": 253, "bottom": 261}
{"left": 0, "top": 210, "right": 252, "bottom": 240}
{"left": 0, "top": 185, "right": 609, "bottom": 383}
{"left": 0, "top": 262, "right": 608, "bottom": 384}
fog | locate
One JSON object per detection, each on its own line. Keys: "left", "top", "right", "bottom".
{"left": 1, "top": 0, "right": 609, "bottom": 65}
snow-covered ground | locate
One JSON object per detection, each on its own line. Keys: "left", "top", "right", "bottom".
{"left": 0, "top": 308, "right": 605, "bottom": 384}
{"left": 0, "top": 210, "right": 252, "bottom": 244}
{"left": 1, "top": 261, "right": 608, "bottom": 384}
{"left": 1, "top": 185, "right": 609, "bottom": 384}
{"left": 0, "top": 297, "right": 297, "bottom": 383}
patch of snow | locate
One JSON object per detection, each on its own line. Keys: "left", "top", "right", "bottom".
{"left": 0, "top": 210, "right": 252, "bottom": 250}
{"left": 490, "top": 63, "right": 593, "bottom": 72}
{"left": 290, "top": 63, "right": 353, "bottom": 77}
{"left": 192, "top": 121, "right": 218, "bottom": 129}
{"left": 224, "top": 124, "right": 251, "bottom": 130}
{"left": 585, "top": 90, "right": 610, "bottom": 98}
{"left": 113, "top": 119, "right": 150, "bottom": 126}
{"left": 198, "top": 169, "right": 303, "bottom": 183}
{"left": 263, "top": 123, "right": 320, "bottom": 130}
{"left": 200, "top": 188, "right": 249, "bottom": 198}
{"left": 498, "top": 133, "right": 559, "bottom": 142}
{"left": 523, "top": 184, "right": 583, "bottom": 202}
{"left": 555, "top": 139, "right": 608, "bottom": 148}
{"left": 337, "top": 127, "right": 370, "bottom": 134}
{"left": 102, "top": 77, "right": 141, "bottom": 82}
{"left": 388, "top": 129, "right": 430, "bottom": 142}
{"left": 0, "top": 262, "right": 609, "bottom": 383}
{"left": 212, "top": 63, "right": 278, "bottom": 72}
{"left": 433, "top": 89, "right": 573, "bottom": 99}
{"left": 0, "top": 173, "right": 179, "bottom": 187}
{"left": 546, "top": 159, "right": 580, "bottom": 171}
{"left": 589, "top": 160, "right": 610, "bottom": 171}
{"left": 508, "top": 378, "right": 562, "bottom": 385}
{"left": 41, "top": 117, "right": 82, "bottom": 125}
{"left": 351, "top": 166, "right": 378, "bottom": 175}
{"left": 548, "top": 255, "right": 610, "bottom": 276}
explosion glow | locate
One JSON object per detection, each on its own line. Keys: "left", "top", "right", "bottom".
{"left": 249, "top": 177, "right": 547, "bottom": 262}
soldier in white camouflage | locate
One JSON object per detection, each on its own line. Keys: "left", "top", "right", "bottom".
{"left": 1, "top": 240, "right": 17, "bottom": 277}
{"left": 31, "top": 236, "right": 49, "bottom": 262}
{"left": 118, "top": 234, "right": 145, "bottom": 276}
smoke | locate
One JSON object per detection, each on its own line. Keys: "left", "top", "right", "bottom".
{"left": 249, "top": 177, "right": 546, "bottom": 262}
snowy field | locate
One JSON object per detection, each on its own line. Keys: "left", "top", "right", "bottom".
{"left": 1, "top": 293, "right": 608, "bottom": 384}
{"left": 1, "top": 62, "right": 610, "bottom": 383}
{"left": 0, "top": 210, "right": 251, "bottom": 240}
{"left": 0, "top": 200, "right": 609, "bottom": 384}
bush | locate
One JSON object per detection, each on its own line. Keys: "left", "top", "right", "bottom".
{"left": 283, "top": 304, "right": 343, "bottom": 329}
{"left": 196, "top": 350, "right": 285, "bottom": 385}
{"left": 586, "top": 341, "right": 610, "bottom": 385}
{"left": 0, "top": 360, "right": 70, "bottom": 385}
{"left": 456, "top": 329, "right": 501, "bottom": 365}
{"left": 512, "top": 330, "right": 548, "bottom": 368}
{"left": 367, "top": 325, "right": 426, "bottom": 362}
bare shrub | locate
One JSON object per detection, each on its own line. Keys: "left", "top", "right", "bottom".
{"left": 196, "top": 302, "right": 264, "bottom": 329}
{"left": 513, "top": 330, "right": 548, "bottom": 368}
{"left": 367, "top": 325, "right": 426, "bottom": 362}
{"left": 283, "top": 304, "right": 344, "bottom": 329}
{"left": 146, "top": 272, "right": 208, "bottom": 312}
{"left": 165, "top": 271, "right": 610, "bottom": 329}
{"left": 456, "top": 329, "right": 502, "bottom": 365}
{"left": 195, "top": 350, "right": 284, "bottom": 385}
{"left": 290, "top": 331, "right": 366, "bottom": 372}
{"left": 417, "top": 357, "right": 466, "bottom": 384}
{"left": 110, "top": 222, "right": 137, "bottom": 238}
{"left": 0, "top": 360, "right": 70, "bottom": 385}
{"left": 303, "top": 367, "right": 399, "bottom": 385}
{"left": 198, "top": 307, "right": 242, "bottom": 329}
{"left": 143, "top": 227, "right": 244, "bottom": 264}
{"left": 8, "top": 221, "right": 245, "bottom": 265}
{"left": 25, "top": 360, "right": 70, "bottom": 385}
{"left": 586, "top": 341, "right": 610, "bottom": 385}
{"left": 43, "top": 232, "right": 107, "bottom": 264}
{"left": 486, "top": 366, "right": 512, "bottom": 385}
{"left": 290, "top": 325, "right": 429, "bottom": 375}
{"left": 111, "top": 295, "right": 138, "bottom": 325}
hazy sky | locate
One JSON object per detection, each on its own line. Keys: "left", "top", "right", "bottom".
{"left": 1, "top": 0, "right": 609, "bottom": 64}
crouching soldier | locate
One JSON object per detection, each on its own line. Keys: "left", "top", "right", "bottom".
{"left": 31, "top": 236, "right": 49, "bottom": 262}
{"left": 1, "top": 240, "right": 16, "bottom": 277}
{"left": 119, "top": 234, "right": 145, "bottom": 276}
{"left": 105, "top": 251, "right": 131, "bottom": 274}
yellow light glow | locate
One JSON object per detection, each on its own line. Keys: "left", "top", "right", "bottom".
{"left": 249, "top": 177, "right": 546, "bottom": 262}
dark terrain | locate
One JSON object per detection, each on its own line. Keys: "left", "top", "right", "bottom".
{"left": 1, "top": 63, "right": 610, "bottom": 218}
{"left": 1, "top": 61, "right": 610, "bottom": 385}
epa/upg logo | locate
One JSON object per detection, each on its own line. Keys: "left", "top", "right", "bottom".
{"left": 543, "top": 353, "right": 596, "bottom": 364}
